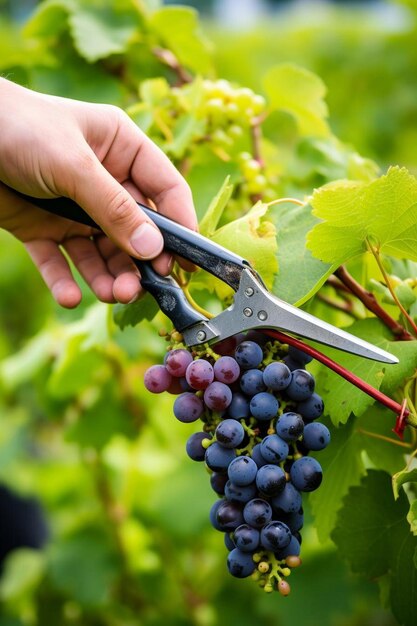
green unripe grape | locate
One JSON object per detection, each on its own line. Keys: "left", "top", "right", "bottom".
{"left": 205, "top": 98, "right": 225, "bottom": 116}
{"left": 264, "top": 583, "right": 273, "bottom": 593}
{"left": 238, "top": 151, "right": 252, "bottom": 163}
{"left": 252, "top": 94, "right": 266, "bottom": 114}
{"left": 228, "top": 124, "right": 244, "bottom": 139}
{"left": 247, "top": 174, "right": 267, "bottom": 194}
{"left": 242, "top": 159, "right": 262, "bottom": 181}
{"left": 212, "top": 129, "right": 233, "bottom": 147}
{"left": 226, "top": 102, "right": 240, "bottom": 119}
{"left": 235, "top": 87, "right": 255, "bottom": 108}
{"left": 258, "top": 561, "right": 270, "bottom": 574}
{"left": 281, "top": 567, "right": 291, "bottom": 577}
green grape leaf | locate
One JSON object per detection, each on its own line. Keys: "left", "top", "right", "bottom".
{"left": 197, "top": 202, "right": 278, "bottom": 299}
{"left": 149, "top": 7, "right": 212, "bottom": 74}
{"left": 270, "top": 201, "right": 332, "bottom": 305}
{"left": 315, "top": 318, "right": 417, "bottom": 425}
{"left": 357, "top": 404, "right": 407, "bottom": 476}
{"left": 65, "top": 386, "right": 137, "bottom": 450}
{"left": 23, "top": 0, "right": 75, "bottom": 38}
{"left": 0, "top": 331, "right": 54, "bottom": 391}
{"left": 310, "top": 418, "right": 365, "bottom": 543}
{"left": 113, "top": 294, "right": 159, "bottom": 330}
{"left": 166, "top": 114, "right": 206, "bottom": 159}
{"left": 332, "top": 471, "right": 417, "bottom": 626}
{"left": 307, "top": 166, "right": 417, "bottom": 266}
{"left": 0, "top": 550, "right": 45, "bottom": 603}
{"left": 263, "top": 63, "right": 330, "bottom": 137}
{"left": 408, "top": 500, "right": 417, "bottom": 536}
{"left": 69, "top": 4, "right": 139, "bottom": 62}
{"left": 393, "top": 468, "right": 417, "bottom": 499}
{"left": 49, "top": 527, "right": 118, "bottom": 607}
{"left": 199, "top": 176, "right": 234, "bottom": 237}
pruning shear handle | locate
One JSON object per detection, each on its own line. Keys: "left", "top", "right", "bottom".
{"left": 14, "top": 192, "right": 398, "bottom": 364}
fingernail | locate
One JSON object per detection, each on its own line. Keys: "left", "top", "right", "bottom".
{"left": 130, "top": 223, "right": 164, "bottom": 258}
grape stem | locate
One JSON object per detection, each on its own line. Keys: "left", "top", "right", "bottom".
{"left": 262, "top": 329, "right": 411, "bottom": 433}
{"left": 151, "top": 46, "right": 192, "bottom": 85}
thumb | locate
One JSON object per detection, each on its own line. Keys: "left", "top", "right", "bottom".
{"left": 71, "top": 155, "right": 164, "bottom": 259}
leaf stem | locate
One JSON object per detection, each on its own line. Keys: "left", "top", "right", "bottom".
{"left": 151, "top": 46, "right": 192, "bottom": 85}
{"left": 265, "top": 197, "right": 305, "bottom": 207}
{"left": 357, "top": 428, "right": 412, "bottom": 448}
{"left": 366, "top": 241, "right": 417, "bottom": 337}
{"left": 335, "top": 266, "right": 414, "bottom": 341}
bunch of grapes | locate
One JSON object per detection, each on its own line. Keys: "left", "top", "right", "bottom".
{"left": 144, "top": 332, "right": 330, "bottom": 595}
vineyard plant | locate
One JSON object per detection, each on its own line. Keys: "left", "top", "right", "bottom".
{"left": 0, "top": 1, "right": 417, "bottom": 625}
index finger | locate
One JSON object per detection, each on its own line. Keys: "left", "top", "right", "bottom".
{"left": 128, "top": 128, "right": 198, "bottom": 232}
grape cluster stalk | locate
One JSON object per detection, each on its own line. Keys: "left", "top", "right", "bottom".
{"left": 144, "top": 332, "right": 330, "bottom": 595}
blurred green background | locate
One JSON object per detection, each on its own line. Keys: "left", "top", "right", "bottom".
{"left": 0, "top": 1, "right": 415, "bottom": 625}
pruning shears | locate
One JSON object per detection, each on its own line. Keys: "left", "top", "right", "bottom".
{"left": 15, "top": 192, "right": 398, "bottom": 365}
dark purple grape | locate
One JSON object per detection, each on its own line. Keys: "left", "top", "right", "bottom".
{"left": 186, "top": 432, "right": 211, "bottom": 462}
{"left": 227, "top": 393, "right": 250, "bottom": 419}
{"left": 303, "top": 422, "right": 331, "bottom": 451}
{"left": 144, "top": 365, "right": 172, "bottom": 393}
{"left": 215, "top": 419, "right": 244, "bottom": 449}
{"left": 210, "top": 472, "right": 228, "bottom": 495}
{"left": 240, "top": 369, "right": 266, "bottom": 396}
{"left": 186, "top": 359, "right": 214, "bottom": 390}
{"left": 297, "top": 393, "right": 324, "bottom": 421}
{"left": 204, "top": 381, "right": 232, "bottom": 411}
{"left": 224, "top": 533, "right": 236, "bottom": 551}
{"left": 233, "top": 524, "right": 260, "bottom": 552}
{"left": 227, "top": 548, "right": 255, "bottom": 578}
{"left": 205, "top": 443, "right": 236, "bottom": 472}
{"left": 214, "top": 356, "right": 240, "bottom": 384}
{"left": 255, "top": 464, "right": 286, "bottom": 497}
{"left": 280, "top": 509, "right": 304, "bottom": 533}
{"left": 173, "top": 392, "right": 204, "bottom": 423}
{"left": 288, "top": 345, "right": 313, "bottom": 366}
{"left": 275, "top": 534, "right": 301, "bottom": 559}
{"left": 251, "top": 443, "right": 268, "bottom": 468}
{"left": 260, "top": 434, "right": 289, "bottom": 463}
{"left": 290, "top": 457, "right": 322, "bottom": 492}
{"left": 283, "top": 355, "right": 304, "bottom": 371}
{"left": 243, "top": 498, "right": 272, "bottom": 528}
{"left": 245, "top": 330, "right": 269, "bottom": 346}
{"left": 276, "top": 412, "right": 304, "bottom": 442}
{"left": 262, "top": 362, "right": 291, "bottom": 391}
{"left": 167, "top": 376, "right": 185, "bottom": 395}
{"left": 250, "top": 392, "right": 279, "bottom": 421}
{"left": 260, "top": 521, "right": 291, "bottom": 551}
{"left": 209, "top": 499, "right": 224, "bottom": 531}
{"left": 212, "top": 336, "right": 238, "bottom": 356}
{"left": 234, "top": 341, "right": 263, "bottom": 370}
{"left": 225, "top": 480, "right": 257, "bottom": 503}
{"left": 165, "top": 349, "right": 193, "bottom": 377}
{"left": 271, "top": 482, "right": 302, "bottom": 513}
{"left": 286, "top": 369, "right": 315, "bottom": 401}
{"left": 228, "top": 456, "right": 258, "bottom": 486}
{"left": 216, "top": 500, "right": 244, "bottom": 531}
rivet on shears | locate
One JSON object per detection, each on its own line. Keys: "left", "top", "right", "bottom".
{"left": 257, "top": 310, "right": 268, "bottom": 321}
{"left": 196, "top": 330, "right": 207, "bottom": 341}
{"left": 244, "top": 287, "right": 254, "bottom": 297}
{"left": 243, "top": 307, "right": 253, "bottom": 317}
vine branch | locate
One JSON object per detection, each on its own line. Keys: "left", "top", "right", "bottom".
{"left": 152, "top": 47, "right": 192, "bottom": 85}
{"left": 334, "top": 265, "right": 414, "bottom": 341}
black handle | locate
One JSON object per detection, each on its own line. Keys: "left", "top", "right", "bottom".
{"left": 13, "top": 191, "right": 206, "bottom": 331}
{"left": 16, "top": 194, "right": 248, "bottom": 290}
{"left": 133, "top": 260, "right": 205, "bottom": 332}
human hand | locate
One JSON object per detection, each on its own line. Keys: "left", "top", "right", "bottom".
{"left": 0, "top": 78, "right": 197, "bottom": 308}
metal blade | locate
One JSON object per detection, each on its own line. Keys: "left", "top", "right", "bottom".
{"left": 183, "top": 269, "right": 399, "bottom": 364}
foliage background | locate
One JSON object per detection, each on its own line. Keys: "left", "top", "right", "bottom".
{"left": 0, "top": 1, "right": 417, "bottom": 625}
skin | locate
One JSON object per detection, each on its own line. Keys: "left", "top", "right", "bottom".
{"left": 0, "top": 78, "right": 197, "bottom": 308}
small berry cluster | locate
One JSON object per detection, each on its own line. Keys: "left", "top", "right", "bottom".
{"left": 144, "top": 332, "right": 330, "bottom": 595}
